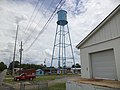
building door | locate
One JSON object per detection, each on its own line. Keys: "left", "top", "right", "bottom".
{"left": 91, "top": 49, "right": 117, "bottom": 80}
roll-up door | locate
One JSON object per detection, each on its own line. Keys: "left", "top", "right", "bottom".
{"left": 91, "top": 49, "right": 117, "bottom": 80}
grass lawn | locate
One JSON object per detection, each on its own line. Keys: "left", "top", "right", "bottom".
{"left": 49, "top": 83, "right": 66, "bottom": 90}
{"left": 34, "top": 74, "right": 77, "bottom": 81}
{"left": 34, "top": 75, "right": 57, "bottom": 81}
{"left": 5, "top": 75, "right": 13, "bottom": 78}
{"left": 3, "top": 74, "right": 60, "bottom": 84}
{"left": 3, "top": 77, "right": 16, "bottom": 85}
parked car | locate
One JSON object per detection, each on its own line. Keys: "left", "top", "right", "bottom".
{"left": 14, "top": 73, "right": 36, "bottom": 81}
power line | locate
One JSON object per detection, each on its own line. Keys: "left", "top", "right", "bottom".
{"left": 23, "top": 0, "right": 55, "bottom": 46}
{"left": 24, "top": 13, "right": 56, "bottom": 52}
{"left": 23, "top": 0, "right": 45, "bottom": 36}
{"left": 24, "top": 0, "right": 65, "bottom": 52}
{"left": 23, "top": 0, "right": 63, "bottom": 46}
{"left": 57, "top": 0, "right": 66, "bottom": 10}
{"left": 23, "top": 0, "right": 40, "bottom": 33}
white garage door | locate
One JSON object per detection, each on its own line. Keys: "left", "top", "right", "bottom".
{"left": 91, "top": 49, "right": 117, "bottom": 80}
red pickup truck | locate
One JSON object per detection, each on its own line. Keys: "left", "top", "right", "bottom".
{"left": 14, "top": 73, "right": 36, "bottom": 81}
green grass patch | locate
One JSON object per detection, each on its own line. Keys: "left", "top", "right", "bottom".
{"left": 3, "top": 78, "right": 16, "bottom": 84}
{"left": 49, "top": 83, "right": 66, "bottom": 90}
{"left": 34, "top": 74, "right": 63, "bottom": 81}
{"left": 34, "top": 74, "right": 77, "bottom": 81}
{"left": 4, "top": 74, "right": 79, "bottom": 84}
{"left": 5, "top": 75, "right": 13, "bottom": 78}
{"left": 35, "top": 75, "right": 56, "bottom": 81}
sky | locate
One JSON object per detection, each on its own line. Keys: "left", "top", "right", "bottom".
{"left": 0, "top": 0, "right": 119, "bottom": 67}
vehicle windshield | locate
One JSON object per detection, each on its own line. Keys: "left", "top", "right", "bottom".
{"left": 20, "top": 73, "right": 26, "bottom": 76}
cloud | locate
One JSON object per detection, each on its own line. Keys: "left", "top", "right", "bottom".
{"left": 0, "top": 0, "right": 119, "bottom": 67}
{"left": 45, "top": 49, "right": 52, "bottom": 57}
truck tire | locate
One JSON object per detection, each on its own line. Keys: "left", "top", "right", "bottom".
{"left": 16, "top": 78, "right": 20, "bottom": 81}
{"left": 29, "top": 78, "right": 33, "bottom": 80}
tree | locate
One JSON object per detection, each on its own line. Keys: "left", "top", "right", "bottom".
{"left": 20, "top": 63, "right": 46, "bottom": 70}
{"left": 76, "top": 63, "right": 81, "bottom": 68}
{"left": 9, "top": 61, "right": 20, "bottom": 70}
{"left": 8, "top": 61, "right": 47, "bottom": 70}
{"left": 72, "top": 63, "right": 81, "bottom": 68}
{"left": 0, "top": 62, "right": 7, "bottom": 72}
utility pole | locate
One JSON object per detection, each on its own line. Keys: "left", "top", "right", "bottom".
{"left": 19, "top": 41, "right": 23, "bottom": 74}
{"left": 12, "top": 24, "right": 19, "bottom": 76}
{"left": 44, "top": 58, "right": 46, "bottom": 67}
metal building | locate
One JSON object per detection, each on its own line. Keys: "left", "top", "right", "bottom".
{"left": 51, "top": 10, "right": 75, "bottom": 74}
{"left": 76, "top": 5, "right": 120, "bottom": 81}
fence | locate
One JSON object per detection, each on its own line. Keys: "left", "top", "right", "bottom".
{"left": 20, "top": 82, "right": 48, "bottom": 90}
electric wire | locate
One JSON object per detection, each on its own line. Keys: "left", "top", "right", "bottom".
{"left": 23, "top": 0, "right": 46, "bottom": 36}
{"left": 23, "top": 0, "right": 41, "bottom": 34}
{"left": 24, "top": 13, "right": 56, "bottom": 52}
{"left": 24, "top": 0, "right": 65, "bottom": 52}
{"left": 23, "top": 0, "right": 56, "bottom": 46}
{"left": 23, "top": 0, "right": 63, "bottom": 47}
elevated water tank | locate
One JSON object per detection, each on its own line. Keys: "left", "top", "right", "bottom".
{"left": 57, "top": 10, "right": 68, "bottom": 26}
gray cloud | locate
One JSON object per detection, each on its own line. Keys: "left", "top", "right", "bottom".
{"left": 0, "top": 0, "right": 119, "bottom": 67}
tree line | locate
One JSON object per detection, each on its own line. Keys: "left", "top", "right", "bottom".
{"left": 8, "top": 61, "right": 46, "bottom": 70}
{"left": 0, "top": 61, "right": 81, "bottom": 72}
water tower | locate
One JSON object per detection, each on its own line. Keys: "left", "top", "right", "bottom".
{"left": 50, "top": 10, "right": 75, "bottom": 74}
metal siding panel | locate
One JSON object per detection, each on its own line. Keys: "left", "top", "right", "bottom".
{"left": 109, "top": 20, "right": 114, "bottom": 38}
{"left": 95, "top": 29, "right": 100, "bottom": 43}
{"left": 104, "top": 23, "right": 110, "bottom": 40}
{"left": 90, "top": 37, "right": 94, "bottom": 45}
{"left": 101, "top": 26, "right": 106, "bottom": 41}
{"left": 103, "top": 26, "right": 107, "bottom": 41}
{"left": 91, "top": 50, "right": 117, "bottom": 80}
{"left": 95, "top": 27, "right": 103, "bottom": 44}
{"left": 113, "top": 16, "right": 118, "bottom": 37}
{"left": 99, "top": 27, "right": 104, "bottom": 42}
{"left": 115, "top": 11, "right": 120, "bottom": 36}
{"left": 105, "top": 22, "right": 111, "bottom": 40}
{"left": 92, "top": 35, "right": 96, "bottom": 45}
